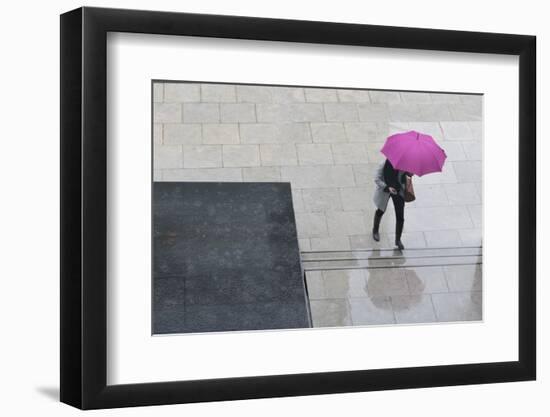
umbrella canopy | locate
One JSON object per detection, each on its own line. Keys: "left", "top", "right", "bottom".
{"left": 380, "top": 130, "right": 447, "bottom": 177}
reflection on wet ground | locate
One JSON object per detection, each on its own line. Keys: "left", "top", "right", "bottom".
{"left": 305, "top": 246, "right": 482, "bottom": 328}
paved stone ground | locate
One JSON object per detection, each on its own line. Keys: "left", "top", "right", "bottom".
{"left": 306, "top": 264, "right": 482, "bottom": 327}
{"left": 153, "top": 82, "right": 482, "bottom": 252}
{"left": 153, "top": 82, "right": 483, "bottom": 327}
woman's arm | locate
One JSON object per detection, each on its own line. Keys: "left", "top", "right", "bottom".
{"left": 374, "top": 163, "right": 389, "bottom": 191}
{"left": 383, "top": 160, "right": 401, "bottom": 190}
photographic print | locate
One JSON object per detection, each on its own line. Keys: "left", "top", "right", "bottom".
{"left": 152, "top": 81, "right": 483, "bottom": 335}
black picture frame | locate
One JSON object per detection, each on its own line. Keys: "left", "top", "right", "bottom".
{"left": 60, "top": 6, "right": 536, "bottom": 410}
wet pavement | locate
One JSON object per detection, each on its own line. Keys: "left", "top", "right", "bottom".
{"left": 305, "top": 247, "right": 482, "bottom": 327}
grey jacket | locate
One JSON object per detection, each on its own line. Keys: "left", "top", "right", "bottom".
{"left": 373, "top": 161, "right": 406, "bottom": 212}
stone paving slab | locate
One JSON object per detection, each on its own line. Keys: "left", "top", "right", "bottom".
{"left": 301, "top": 246, "right": 482, "bottom": 260}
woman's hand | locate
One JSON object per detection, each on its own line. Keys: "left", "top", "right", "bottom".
{"left": 388, "top": 187, "right": 397, "bottom": 195}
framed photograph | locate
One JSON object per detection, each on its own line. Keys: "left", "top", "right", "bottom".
{"left": 60, "top": 6, "right": 536, "bottom": 409}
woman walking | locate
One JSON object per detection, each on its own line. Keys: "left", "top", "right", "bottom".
{"left": 372, "top": 159, "right": 410, "bottom": 250}
{"left": 373, "top": 130, "right": 447, "bottom": 250}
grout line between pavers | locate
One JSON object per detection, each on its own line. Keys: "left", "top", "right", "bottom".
{"left": 429, "top": 294, "right": 440, "bottom": 322}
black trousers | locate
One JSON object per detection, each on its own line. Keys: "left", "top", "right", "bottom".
{"left": 376, "top": 194, "right": 405, "bottom": 225}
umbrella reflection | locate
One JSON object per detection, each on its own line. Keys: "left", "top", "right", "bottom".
{"left": 365, "top": 249, "right": 424, "bottom": 310}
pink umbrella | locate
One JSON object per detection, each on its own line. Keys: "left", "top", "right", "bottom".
{"left": 380, "top": 130, "right": 447, "bottom": 177}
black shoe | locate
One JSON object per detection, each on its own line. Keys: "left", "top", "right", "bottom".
{"left": 372, "top": 211, "right": 383, "bottom": 242}
{"left": 395, "top": 220, "right": 404, "bottom": 250}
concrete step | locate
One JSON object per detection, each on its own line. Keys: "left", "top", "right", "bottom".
{"left": 301, "top": 246, "right": 482, "bottom": 271}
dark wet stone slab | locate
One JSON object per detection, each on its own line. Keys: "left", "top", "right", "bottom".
{"left": 153, "top": 182, "right": 310, "bottom": 334}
